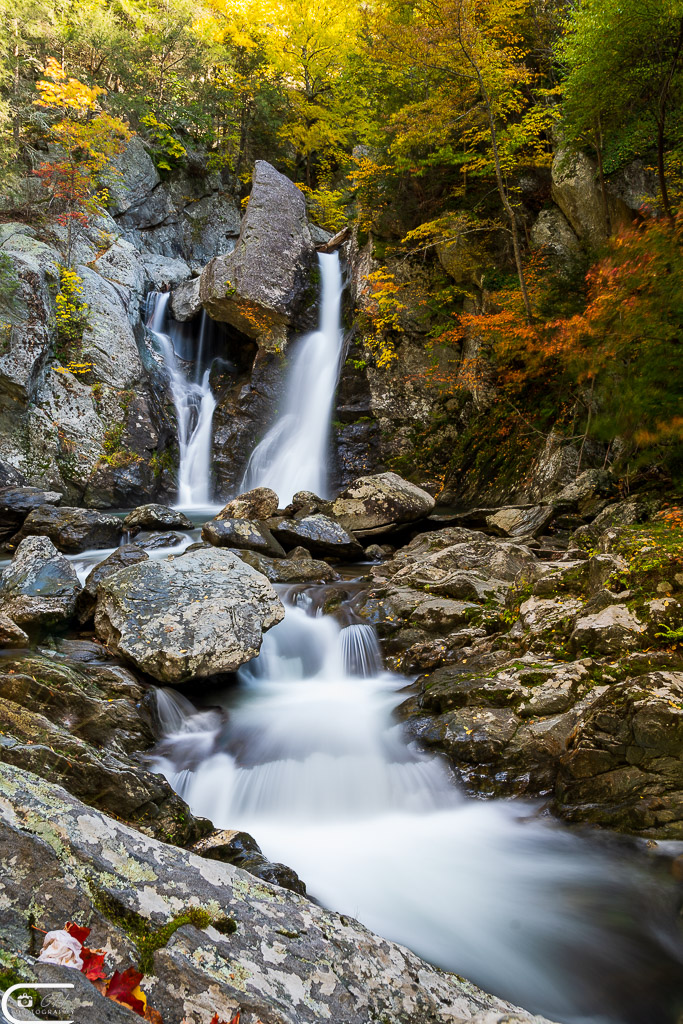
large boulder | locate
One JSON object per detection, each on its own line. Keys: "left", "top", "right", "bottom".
{"left": 331, "top": 472, "right": 436, "bottom": 536}
{"left": 216, "top": 485, "right": 280, "bottom": 521}
{"left": 200, "top": 160, "right": 315, "bottom": 349}
{"left": 11, "top": 504, "right": 124, "bottom": 552}
{"left": 170, "top": 276, "right": 202, "bottom": 321}
{"left": 486, "top": 505, "right": 556, "bottom": 538}
{"left": 0, "top": 762, "right": 555, "bottom": 1024}
{"left": 0, "top": 536, "right": 80, "bottom": 631}
{"left": 529, "top": 207, "right": 580, "bottom": 264}
{"left": 75, "top": 543, "right": 149, "bottom": 625}
{"left": 570, "top": 603, "right": 645, "bottom": 656}
{"left": 269, "top": 513, "right": 364, "bottom": 559}
{"left": 94, "top": 547, "right": 284, "bottom": 682}
{"left": 235, "top": 548, "right": 341, "bottom": 583}
{"left": 202, "top": 517, "right": 286, "bottom": 557}
{"left": 551, "top": 147, "right": 630, "bottom": 246}
{"left": 123, "top": 503, "right": 193, "bottom": 531}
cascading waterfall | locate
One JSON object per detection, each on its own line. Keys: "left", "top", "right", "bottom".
{"left": 241, "top": 252, "right": 344, "bottom": 505}
{"left": 150, "top": 602, "right": 683, "bottom": 1024}
{"left": 149, "top": 245, "right": 683, "bottom": 1024}
{"left": 146, "top": 291, "right": 217, "bottom": 510}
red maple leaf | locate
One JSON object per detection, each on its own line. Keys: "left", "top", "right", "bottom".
{"left": 106, "top": 968, "right": 146, "bottom": 1016}
{"left": 81, "top": 948, "right": 107, "bottom": 981}
{"left": 65, "top": 922, "right": 91, "bottom": 946}
{"left": 210, "top": 1014, "right": 240, "bottom": 1024}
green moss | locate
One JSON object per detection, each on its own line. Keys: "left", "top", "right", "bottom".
{"left": 91, "top": 889, "right": 236, "bottom": 973}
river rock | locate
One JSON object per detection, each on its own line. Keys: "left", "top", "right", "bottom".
{"left": 94, "top": 547, "right": 284, "bottom": 683}
{"left": 0, "top": 648, "right": 207, "bottom": 844}
{"left": 270, "top": 513, "right": 364, "bottom": 559}
{"left": 486, "top": 505, "right": 556, "bottom": 538}
{"left": 331, "top": 471, "right": 436, "bottom": 535}
{"left": 11, "top": 504, "right": 125, "bottom": 553}
{"left": 0, "top": 536, "right": 80, "bottom": 631}
{"left": 0, "top": 762, "right": 556, "bottom": 1024}
{"left": 123, "top": 503, "right": 194, "bottom": 531}
{"left": 235, "top": 549, "right": 341, "bottom": 583}
{"left": 0, "top": 485, "right": 62, "bottom": 540}
{"left": 202, "top": 517, "right": 286, "bottom": 557}
{"left": 216, "top": 485, "right": 280, "bottom": 521}
{"left": 570, "top": 604, "right": 645, "bottom": 655}
{"left": 76, "top": 543, "right": 149, "bottom": 625}
{"left": 0, "top": 613, "right": 29, "bottom": 647}
{"left": 200, "top": 160, "right": 315, "bottom": 349}
{"left": 191, "top": 828, "right": 306, "bottom": 895}
{"left": 137, "top": 530, "right": 187, "bottom": 550}
{"left": 170, "top": 276, "right": 202, "bottom": 321}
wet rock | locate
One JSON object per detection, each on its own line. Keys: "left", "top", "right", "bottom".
{"left": 216, "top": 485, "right": 280, "bottom": 521}
{"left": 515, "top": 596, "right": 584, "bottom": 644}
{"left": 191, "top": 829, "right": 306, "bottom": 895}
{"left": 270, "top": 513, "right": 363, "bottom": 559}
{"left": 123, "top": 503, "right": 194, "bottom": 531}
{"left": 0, "top": 762, "right": 555, "bottom": 1024}
{"left": 0, "top": 486, "right": 62, "bottom": 540}
{"left": 570, "top": 604, "right": 645, "bottom": 655}
{"left": 0, "top": 536, "right": 80, "bottom": 632}
{"left": 137, "top": 531, "right": 187, "bottom": 550}
{"left": 202, "top": 517, "right": 286, "bottom": 557}
{"left": 0, "top": 613, "right": 29, "bottom": 647}
{"left": 234, "top": 548, "right": 341, "bottom": 583}
{"left": 331, "top": 471, "right": 435, "bottom": 535}
{"left": 0, "top": 650, "right": 206, "bottom": 844}
{"left": 11, "top": 504, "right": 125, "bottom": 553}
{"left": 76, "top": 543, "right": 149, "bottom": 625}
{"left": 365, "top": 543, "right": 387, "bottom": 561}
{"left": 555, "top": 672, "right": 683, "bottom": 837}
{"left": 200, "top": 160, "right": 315, "bottom": 349}
{"left": 95, "top": 547, "right": 284, "bottom": 683}
{"left": 486, "top": 505, "right": 556, "bottom": 538}
{"left": 170, "top": 275, "right": 202, "bottom": 321}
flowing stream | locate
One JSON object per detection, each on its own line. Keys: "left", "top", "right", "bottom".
{"left": 241, "top": 252, "right": 345, "bottom": 505}
{"left": 150, "top": 253, "right": 683, "bottom": 1024}
{"left": 146, "top": 291, "right": 217, "bottom": 511}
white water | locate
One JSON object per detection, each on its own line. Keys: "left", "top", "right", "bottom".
{"left": 146, "top": 292, "right": 217, "bottom": 510}
{"left": 150, "top": 601, "right": 683, "bottom": 1024}
{"left": 241, "top": 253, "right": 344, "bottom": 505}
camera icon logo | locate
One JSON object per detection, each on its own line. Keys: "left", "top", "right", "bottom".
{"left": 1, "top": 983, "right": 74, "bottom": 1024}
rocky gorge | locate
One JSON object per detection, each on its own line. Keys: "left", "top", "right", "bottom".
{"left": 0, "top": 142, "right": 683, "bottom": 1024}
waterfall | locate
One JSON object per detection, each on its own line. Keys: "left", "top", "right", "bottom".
{"left": 241, "top": 252, "right": 344, "bottom": 505}
{"left": 149, "top": 597, "right": 683, "bottom": 1023}
{"left": 146, "top": 292, "right": 217, "bottom": 510}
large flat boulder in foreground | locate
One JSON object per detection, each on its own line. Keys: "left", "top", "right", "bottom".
{"left": 11, "top": 504, "right": 124, "bottom": 552}
{"left": 200, "top": 160, "right": 315, "bottom": 349}
{"left": 94, "top": 547, "right": 284, "bottom": 682}
{"left": 0, "top": 763, "right": 556, "bottom": 1024}
{"left": 332, "top": 472, "right": 436, "bottom": 536}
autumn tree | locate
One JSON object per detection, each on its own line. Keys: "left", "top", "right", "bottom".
{"left": 558, "top": 0, "right": 683, "bottom": 220}
{"left": 367, "top": 0, "right": 557, "bottom": 321}
{"left": 33, "top": 58, "right": 130, "bottom": 262}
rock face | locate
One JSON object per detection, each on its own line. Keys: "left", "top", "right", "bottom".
{"left": 191, "top": 829, "right": 307, "bottom": 896}
{"left": 0, "top": 762, "right": 555, "bottom": 1024}
{"left": 486, "top": 505, "right": 556, "bottom": 538}
{"left": 123, "top": 503, "right": 194, "bottom": 531}
{"left": 555, "top": 672, "right": 683, "bottom": 836}
{"left": 269, "top": 514, "right": 363, "bottom": 559}
{"left": 170, "top": 276, "right": 202, "bottom": 321}
{"left": 551, "top": 147, "right": 630, "bottom": 245}
{"left": 0, "top": 644, "right": 207, "bottom": 843}
{"left": 235, "top": 549, "right": 341, "bottom": 584}
{"left": 11, "top": 504, "right": 124, "bottom": 552}
{"left": 0, "top": 536, "right": 80, "bottom": 632}
{"left": 202, "top": 517, "right": 286, "bottom": 558}
{"left": 94, "top": 547, "right": 284, "bottom": 682}
{"left": 332, "top": 472, "right": 436, "bottom": 535}
{"left": 200, "top": 161, "right": 315, "bottom": 349}
{"left": 529, "top": 207, "right": 581, "bottom": 262}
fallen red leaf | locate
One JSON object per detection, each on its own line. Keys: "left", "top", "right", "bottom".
{"left": 65, "top": 921, "right": 91, "bottom": 946}
{"left": 210, "top": 1014, "right": 240, "bottom": 1024}
{"left": 106, "top": 968, "right": 146, "bottom": 1016}
{"left": 81, "top": 947, "right": 107, "bottom": 981}
{"left": 144, "top": 1007, "right": 163, "bottom": 1024}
